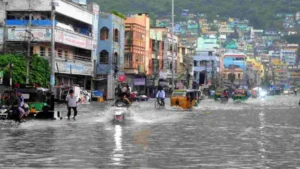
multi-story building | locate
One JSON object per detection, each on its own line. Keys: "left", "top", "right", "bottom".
{"left": 96, "top": 12, "right": 125, "bottom": 99}
{"left": 222, "top": 52, "right": 247, "bottom": 86}
{"left": 2, "top": 0, "right": 97, "bottom": 89}
{"left": 146, "top": 27, "right": 166, "bottom": 96}
{"left": 161, "top": 33, "right": 178, "bottom": 89}
{"left": 193, "top": 49, "right": 220, "bottom": 87}
{"left": 281, "top": 49, "right": 297, "bottom": 65}
{"left": 124, "top": 13, "right": 150, "bottom": 94}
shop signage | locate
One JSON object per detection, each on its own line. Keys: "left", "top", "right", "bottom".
{"left": 55, "top": 60, "right": 93, "bottom": 75}
{"left": 134, "top": 78, "right": 145, "bottom": 86}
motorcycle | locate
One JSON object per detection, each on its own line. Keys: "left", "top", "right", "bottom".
{"left": 112, "top": 101, "right": 130, "bottom": 123}
{"left": 220, "top": 95, "right": 229, "bottom": 103}
{"left": 0, "top": 104, "right": 30, "bottom": 122}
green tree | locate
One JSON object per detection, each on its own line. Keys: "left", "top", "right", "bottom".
{"left": 0, "top": 54, "right": 50, "bottom": 87}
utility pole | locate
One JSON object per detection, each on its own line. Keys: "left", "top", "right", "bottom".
{"left": 171, "top": 0, "right": 175, "bottom": 90}
{"left": 26, "top": 2, "right": 32, "bottom": 84}
{"left": 50, "top": 0, "right": 56, "bottom": 93}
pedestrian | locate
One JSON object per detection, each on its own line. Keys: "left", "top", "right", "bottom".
{"left": 294, "top": 89, "right": 297, "bottom": 96}
{"left": 66, "top": 89, "right": 78, "bottom": 120}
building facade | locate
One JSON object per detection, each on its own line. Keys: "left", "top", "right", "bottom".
{"left": 222, "top": 52, "right": 247, "bottom": 86}
{"left": 124, "top": 13, "right": 149, "bottom": 94}
{"left": 96, "top": 12, "right": 125, "bottom": 99}
{"left": 2, "top": 0, "right": 97, "bottom": 89}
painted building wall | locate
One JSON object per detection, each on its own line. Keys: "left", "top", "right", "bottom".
{"left": 97, "top": 13, "right": 125, "bottom": 75}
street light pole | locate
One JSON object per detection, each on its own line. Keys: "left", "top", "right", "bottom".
{"left": 50, "top": 0, "right": 56, "bottom": 93}
{"left": 26, "top": 12, "right": 32, "bottom": 84}
{"left": 171, "top": 0, "right": 175, "bottom": 90}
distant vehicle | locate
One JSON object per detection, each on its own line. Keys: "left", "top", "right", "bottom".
{"left": 283, "top": 89, "right": 293, "bottom": 95}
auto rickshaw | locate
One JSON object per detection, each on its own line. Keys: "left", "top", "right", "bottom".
{"left": 171, "top": 89, "right": 198, "bottom": 110}
{"left": 233, "top": 88, "right": 248, "bottom": 101}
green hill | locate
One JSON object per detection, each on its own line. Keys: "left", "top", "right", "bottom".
{"left": 95, "top": 0, "right": 300, "bottom": 29}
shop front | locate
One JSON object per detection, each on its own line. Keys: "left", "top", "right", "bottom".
{"left": 55, "top": 59, "right": 93, "bottom": 89}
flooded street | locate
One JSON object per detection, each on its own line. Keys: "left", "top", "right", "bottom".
{"left": 1, "top": 96, "right": 300, "bottom": 168}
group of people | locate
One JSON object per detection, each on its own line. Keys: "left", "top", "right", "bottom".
{"left": 1, "top": 90, "right": 28, "bottom": 121}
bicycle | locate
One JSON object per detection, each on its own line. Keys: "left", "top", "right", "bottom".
{"left": 155, "top": 98, "right": 165, "bottom": 109}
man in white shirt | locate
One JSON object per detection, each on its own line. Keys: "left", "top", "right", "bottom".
{"left": 156, "top": 85, "right": 165, "bottom": 106}
{"left": 66, "top": 89, "right": 78, "bottom": 120}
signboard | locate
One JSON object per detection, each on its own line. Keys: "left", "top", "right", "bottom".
{"left": 56, "top": 29, "right": 92, "bottom": 50}
{"left": 55, "top": 61, "right": 93, "bottom": 75}
{"left": 134, "top": 78, "right": 145, "bottom": 86}
{"left": 0, "top": 71, "right": 3, "bottom": 84}
{"left": 7, "top": 28, "right": 92, "bottom": 50}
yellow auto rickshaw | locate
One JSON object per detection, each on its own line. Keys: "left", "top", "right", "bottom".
{"left": 171, "top": 89, "right": 198, "bottom": 109}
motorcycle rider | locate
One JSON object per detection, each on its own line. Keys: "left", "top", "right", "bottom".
{"left": 221, "top": 90, "right": 229, "bottom": 99}
{"left": 17, "top": 90, "right": 27, "bottom": 120}
{"left": 6, "top": 92, "right": 21, "bottom": 121}
{"left": 156, "top": 85, "right": 165, "bottom": 106}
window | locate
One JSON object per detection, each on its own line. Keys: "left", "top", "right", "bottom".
{"left": 100, "top": 27, "right": 109, "bottom": 40}
{"left": 64, "top": 51, "right": 69, "bottom": 58}
{"left": 58, "top": 49, "right": 63, "bottom": 58}
{"left": 125, "top": 53, "right": 132, "bottom": 62}
{"left": 114, "top": 29, "right": 119, "bottom": 42}
{"left": 48, "top": 48, "right": 51, "bottom": 57}
{"left": 194, "top": 61, "right": 197, "bottom": 66}
{"left": 40, "top": 46, "right": 45, "bottom": 57}
{"left": 113, "top": 52, "right": 119, "bottom": 64}
{"left": 99, "top": 50, "right": 109, "bottom": 64}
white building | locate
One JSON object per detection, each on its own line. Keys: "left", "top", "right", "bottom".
{"left": 0, "top": 0, "right": 99, "bottom": 89}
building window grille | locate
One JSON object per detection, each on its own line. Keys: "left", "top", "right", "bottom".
{"left": 40, "top": 46, "right": 45, "bottom": 57}
{"left": 100, "top": 27, "right": 109, "bottom": 40}
{"left": 114, "top": 29, "right": 119, "bottom": 42}
{"left": 100, "top": 50, "right": 109, "bottom": 64}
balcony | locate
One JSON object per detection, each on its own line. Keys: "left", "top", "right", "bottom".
{"left": 6, "top": 20, "right": 57, "bottom": 26}
{"left": 39, "top": 51, "right": 92, "bottom": 63}
{"left": 124, "top": 61, "right": 138, "bottom": 69}
{"left": 7, "top": 27, "right": 92, "bottom": 50}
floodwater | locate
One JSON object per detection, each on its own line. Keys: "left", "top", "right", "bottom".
{"left": 1, "top": 95, "right": 300, "bottom": 168}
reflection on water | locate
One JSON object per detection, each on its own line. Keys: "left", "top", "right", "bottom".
{"left": 1, "top": 97, "right": 300, "bottom": 168}
{"left": 111, "top": 125, "right": 124, "bottom": 165}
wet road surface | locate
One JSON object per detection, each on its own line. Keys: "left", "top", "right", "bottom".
{"left": 1, "top": 96, "right": 300, "bottom": 168}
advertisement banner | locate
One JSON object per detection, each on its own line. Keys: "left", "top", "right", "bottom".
{"left": 134, "top": 78, "right": 145, "bottom": 86}
{"left": 7, "top": 28, "right": 92, "bottom": 50}
{"left": 0, "top": 71, "right": 3, "bottom": 84}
